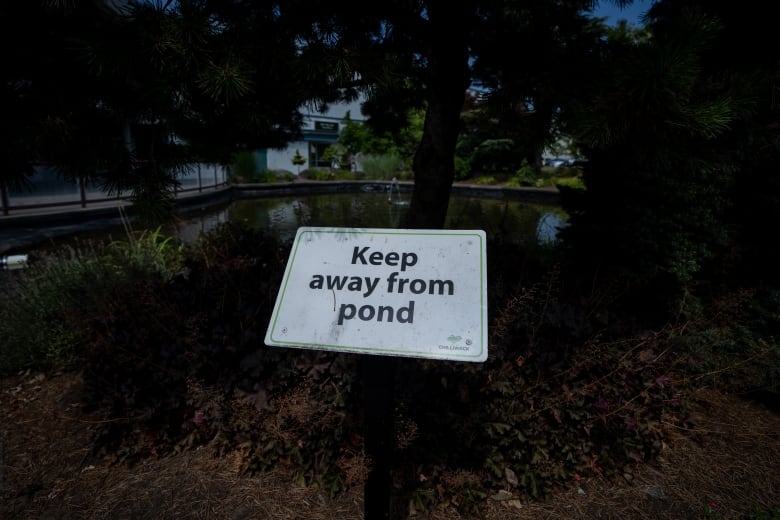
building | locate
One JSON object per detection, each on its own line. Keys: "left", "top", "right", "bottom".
{"left": 259, "top": 96, "right": 367, "bottom": 174}
{"left": 0, "top": 95, "right": 369, "bottom": 215}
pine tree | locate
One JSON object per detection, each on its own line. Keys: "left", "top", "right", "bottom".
{"left": 560, "top": 7, "right": 742, "bottom": 311}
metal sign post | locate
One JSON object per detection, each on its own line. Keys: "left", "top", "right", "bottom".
{"left": 362, "top": 355, "right": 396, "bottom": 519}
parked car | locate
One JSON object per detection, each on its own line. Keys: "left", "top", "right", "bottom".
{"left": 544, "top": 157, "right": 571, "bottom": 168}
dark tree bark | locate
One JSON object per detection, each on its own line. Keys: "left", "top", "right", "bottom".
{"left": 404, "top": 1, "right": 471, "bottom": 229}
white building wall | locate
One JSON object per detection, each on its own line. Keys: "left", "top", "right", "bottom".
{"left": 265, "top": 95, "right": 367, "bottom": 175}
{"left": 267, "top": 140, "right": 309, "bottom": 172}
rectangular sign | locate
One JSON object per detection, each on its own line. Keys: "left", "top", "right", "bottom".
{"left": 314, "top": 121, "right": 339, "bottom": 132}
{"left": 265, "top": 227, "right": 488, "bottom": 362}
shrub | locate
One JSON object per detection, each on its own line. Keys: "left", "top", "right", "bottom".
{"left": 384, "top": 268, "right": 683, "bottom": 508}
{"left": 514, "top": 159, "right": 538, "bottom": 186}
{"left": 673, "top": 288, "right": 780, "bottom": 395}
{"left": 0, "top": 228, "right": 185, "bottom": 375}
{"left": 105, "top": 226, "right": 184, "bottom": 282}
{"left": 6, "top": 218, "right": 774, "bottom": 512}
{"left": 0, "top": 245, "right": 100, "bottom": 373}
{"left": 473, "top": 174, "right": 498, "bottom": 185}
{"left": 454, "top": 155, "right": 471, "bottom": 181}
{"left": 72, "top": 224, "right": 364, "bottom": 491}
{"left": 553, "top": 176, "right": 585, "bottom": 190}
{"left": 230, "top": 151, "right": 259, "bottom": 182}
{"left": 470, "top": 139, "right": 523, "bottom": 173}
{"left": 258, "top": 169, "right": 283, "bottom": 183}
{"left": 308, "top": 167, "right": 336, "bottom": 181}
{"left": 359, "top": 153, "right": 405, "bottom": 180}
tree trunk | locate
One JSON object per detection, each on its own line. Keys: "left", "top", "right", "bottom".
{"left": 405, "top": 2, "right": 471, "bottom": 229}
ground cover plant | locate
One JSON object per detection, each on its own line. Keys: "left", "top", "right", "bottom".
{"left": 1, "top": 222, "right": 777, "bottom": 518}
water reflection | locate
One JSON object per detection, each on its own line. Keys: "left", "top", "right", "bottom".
{"left": 170, "top": 192, "right": 567, "bottom": 246}
{"left": 537, "top": 212, "right": 567, "bottom": 244}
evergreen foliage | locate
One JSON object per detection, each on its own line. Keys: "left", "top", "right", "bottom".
{"left": 291, "top": 149, "right": 307, "bottom": 174}
{"left": 0, "top": 2, "right": 331, "bottom": 223}
{"left": 559, "top": 5, "right": 765, "bottom": 318}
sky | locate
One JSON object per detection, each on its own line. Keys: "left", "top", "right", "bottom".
{"left": 591, "top": 0, "right": 655, "bottom": 26}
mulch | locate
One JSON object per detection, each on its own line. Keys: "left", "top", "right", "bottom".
{"left": 2, "top": 371, "right": 778, "bottom": 519}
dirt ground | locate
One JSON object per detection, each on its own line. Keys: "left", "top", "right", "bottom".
{"left": 1, "top": 370, "right": 778, "bottom": 520}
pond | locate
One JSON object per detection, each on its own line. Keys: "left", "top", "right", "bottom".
{"left": 0, "top": 186, "right": 567, "bottom": 265}
{"left": 169, "top": 191, "right": 567, "bottom": 248}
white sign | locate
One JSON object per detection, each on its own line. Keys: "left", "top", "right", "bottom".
{"left": 265, "top": 227, "right": 488, "bottom": 362}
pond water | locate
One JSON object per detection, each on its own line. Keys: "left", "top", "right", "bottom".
{"left": 0, "top": 189, "right": 566, "bottom": 265}
{"left": 169, "top": 192, "right": 567, "bottom": 248}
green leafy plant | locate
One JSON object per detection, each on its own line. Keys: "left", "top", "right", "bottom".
{"left": 514, "top": 159, "right": 538, "bottom": 186}
{"left": 743, "top": 507, "right": 780, "bottom": 520}
{"left": 359, "top": 153, "right": 406, "bottom": 180}
{"left": 0, "top": 226, "right": 185, "bottom": 375}
{"left": 230, "top": 151, "right": 258, "bottom": 182}
{"left": 308, "top": 167, "right": 336, "bottom": 180}
{"left": 5, "top": 216, "right": 775, "bottom": 512}
{"left": 0, "top": 246, "right": 98, "bottom": 373}
{"left": 106, "top": 226, "right": 184, "bottom": 282}
{"left": 453, "top": 155, "right": 471, "bottom": 181}
{"left": 69, "top": 223, "right": 365, "bottom": 491}
{"left": 323, "top": 144, "right": 352, "bottom": 170}
{"left": 470, "top": 139, "right": 523, "bottom": 173}
{"left": 473, "top": 174, "right": 498, "bottom": 185}
{"left": 553, "top": 176, "right": 585, "bottom": 190}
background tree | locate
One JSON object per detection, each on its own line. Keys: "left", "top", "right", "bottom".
{"left": 327, "top": 109, "right": 424, "bottom": 175}
{"left": 0, "top": 1, "right": 335, "bottom": 223}
{"left": 468, "top": 2, "right": 608, "bottom": 172}
{"left": 0, "top": 1, "right": 106, "bottom": 211}
{"left": 559, "top": 0, "right": 780, "bottom": 320}
{"left": 671, "top": 0, "right": 780, "bottom": 289}
{"left": 2, "top": 1, "right": 633, "bottom": 229}
{"left": 290, "top": 0, "right": 619, "bottom": 228}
